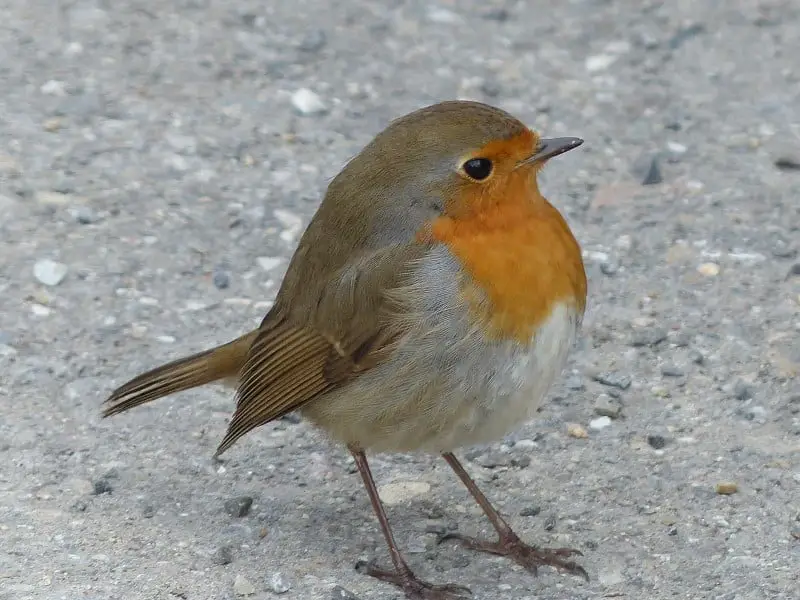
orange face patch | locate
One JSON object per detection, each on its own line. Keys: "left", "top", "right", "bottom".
{"left": 429, "top": 132, "right": 587, "bottom": 343}
{"left": 445, "top": 130, "right": 539, "bottom": 218}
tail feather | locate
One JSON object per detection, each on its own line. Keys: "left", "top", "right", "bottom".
{"left": 102, "top": 330, "right": 257, "bottom": 418}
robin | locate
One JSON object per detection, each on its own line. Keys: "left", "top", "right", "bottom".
{"left": 103, "top": 100, "right": 588, "bottom": 599}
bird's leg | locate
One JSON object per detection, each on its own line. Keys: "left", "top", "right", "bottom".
{"left": 349, "top": 446, "right": 472, "bottom": 600}
{"left": 439, "top": 452, "right": 588, "bottom": 581}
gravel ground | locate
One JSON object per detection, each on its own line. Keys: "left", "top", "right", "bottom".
{"left": 2, "top": 1, "right": 799, "bottom": 599}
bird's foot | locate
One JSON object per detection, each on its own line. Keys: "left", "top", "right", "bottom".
{"left": 355, "top": 559, "right": 472, "bottom": 600}
{"left": 438, "top": 530, "right": 588, "bottom": 581}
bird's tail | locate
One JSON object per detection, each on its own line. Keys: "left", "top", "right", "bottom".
{"left": 101, "top": 330, "right": 258, "bottom": 418}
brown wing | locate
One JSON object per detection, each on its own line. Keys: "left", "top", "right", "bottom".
{"left": 214, "top": 243, "right": 427, "bottom": 456}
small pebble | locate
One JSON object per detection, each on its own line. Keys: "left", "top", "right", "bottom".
{"left": 565, "top": 375, "right": 585, "bottom": 391}
{"left": 651, "top": 385, "right": 670, "bottom": 397}
{"left": 594, "top": 394, "right": 622, "bottom": 418}
{"left": 715, "top": 482, "right": 738, "bottom": 495}
{"left": 36, "top": 191, "right": 71, "bottom": 205}
{"left": 71, "top": 206, "right": 95, "bottom": 224}
{"left": 638, "top": 155, "right": 663, "bottom": 185}
{"left": 672, "top": 331, "right": 691, "bottom": 347}
{"left": 647, "top": 434, "right": 668, "bottom": 449}
{"left": 511, "top": 455, "right": 531, "bottom": 468}
{"left": 378, "top": 481, "right": 431, "bottom": 505}
{"left": 424, "top": 521, "right": 449, "bottom": 535}
{"left": 519, "top": 505, "right": 541, "bottom": 517}
{"left": 661, "top": 364, "right": 685, "bottom": 377}
{"left": 212, "top": 545, "right": 234, "bottom": 565}
{"left": 476, "top": 452, "right": 511, "bottom": 468}
{"left": 268, "top": 572, "right": 291, "bottom": 594}
{"left": 567, "top": 423, "right": 588, "bottom": 438}
{"left": 291, "top": 88, "right": 327, "bottom": 115}
{"left": 773, "top": 148, "right": 800, "bottom": 171}
{"left": 543, "top": 514, "right": 557, "bottom": 531}
{"left": 667, "top": 141, "right": 688, "bottom": 155}
{"left": 668, "top": 23, "right": 706, "bottom": 50}
{"left": 630, "top": 327, "right": 668, "bottom": 347}
{"left": 483, "top": 8, "right": 509, "bottom": 21}
{"left": 600, "top": 260, "right": 619, "bottom": 276}
{"left": 331, "top": 585, "right": 360, "bottom": 600}
{"left": 592, "top": 371, "right": 632, "bottom": 390}
{"left": 590, "top": 416, "right": 612, "bottom": 431}
{"left": 212, "top": 269, "right": 231, "bottom": 289}
{"left": 427, "top": 7, "right": 460, "bottom": 23}
{"left": 142, "top": 504, "right": 155, "bottom": 518}
{"left": 298, "top": 29, "right": 326, "bottom": 52}
{"left": 41, "top": 79, "right": 67, "bottom": 96}
{"left": 697, "top": 262, "right": 720, "bottom": 277}
{"left": 31, "top": 304, "right": 52, "bottom": 317}
{"left": 257, "top": 257, "right": 281, "bottom": 271}
{"left": 33, "top": 259, "right": 68, "bottom": 286}
{"left": 224, "top": 496, "right": 254, "bottom": 518}
{"left": 733, "top": 380, "right": 752, "bottom": 400}
{"left": 405, "top": 536, "right": 427, "bottom": 554}
{"left": 233, "top": 574, "right": 256, "bottom": 596}
{"left": 43, "top": 117, "right": 63, "bottom": 132}
{"left": 771, "top": 235, "right": 797, "bottom": 259}
{"left": 585, "top": 54, "right": 618, "bottom": 72}
{"left": 689, "top": 349, "right": 705, "bottom": 365}
{"left": 92, "top": 478, "right": 113, "bottom": 495}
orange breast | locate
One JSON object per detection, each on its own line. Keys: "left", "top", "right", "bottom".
{"left": 429, "top": 196, "right": 587, "bottom": 344}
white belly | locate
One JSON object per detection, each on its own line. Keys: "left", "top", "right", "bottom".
{"left": 302, "top": 246, "right": 582, "bottom": 454}
{"left": 433, "top": 301, "right": 580, "bottom": 450}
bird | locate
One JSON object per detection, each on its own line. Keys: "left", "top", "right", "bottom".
{"left": 102, "top": 100, "right": 588, "bottom": 600}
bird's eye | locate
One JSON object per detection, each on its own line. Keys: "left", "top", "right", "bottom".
{"left": 462, "top": 158, "right": 493, "bottom": 181}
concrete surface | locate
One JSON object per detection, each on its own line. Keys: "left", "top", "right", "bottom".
{"left": 1, "top": 1, "right": 798, "bottom": 599}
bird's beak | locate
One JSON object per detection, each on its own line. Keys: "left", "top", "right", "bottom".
{"left": 521, "top": 137, "right": 584, "bottom": 167}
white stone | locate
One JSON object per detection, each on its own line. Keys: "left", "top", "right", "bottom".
{"left": 257, "top": 257, "right": 281, "bottom": 271}
{"left": 428, "top": 8, "right": 460, "bottom": 23}
{"left": 233, "top": 574, "right": 256, "bottom": 596}
{"left": 268, "top": 572, "right": 291, "bottom": 594}
{"left": 185, "top": 301, "right": 207, "bottom": 311}
{"left": 589, "top": 416, "right": 612, "bottom": 431}
{"left": 291, "top": 88, "right": 327, "bottom": 115}
{"left": 697, "top": 262, "right": 720, "bottom": 277}
{"left": 582, "top": 250, "right": 609, "bottom": 263}
{"left": 33, "top": 259, "right": 68, "bottom": 286}
{"left": 667, "top": 141, "right": 688, "bottom": 154}
{"left": 31, "top": 304, "right": 52, "bottom": 317}
{"left": 40, "top": 80, "right": 67, "bottom": 96}
{"left": 585, "top": 54, "right": 618, "bottom": 72}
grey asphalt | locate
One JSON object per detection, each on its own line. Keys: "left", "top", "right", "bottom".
{"left": 1, "top": 1, "right": 798, "bottom": 599}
